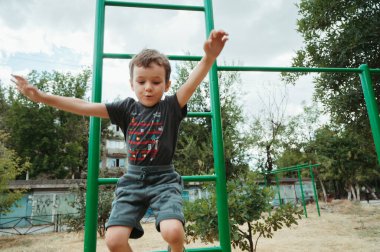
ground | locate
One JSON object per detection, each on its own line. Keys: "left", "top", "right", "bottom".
{"left": 0, "top": 200, "right": 379, "bottom": 252}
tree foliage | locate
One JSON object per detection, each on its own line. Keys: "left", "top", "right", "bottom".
{"left": 3, "top": 69, "right": 91, "bottom": 179}
{"left": 280, "top": 0, "right": 380, "bottom": 198}
{"left": 249, "top": 85, "right": 289, "bottom": 177}
{"left": 288, "top": 0, "right": 380, "bottom": 128}
{"left": 275, "top": 102, "right": 322, "bottom": 168}
{"left": 184, "top": 172, "right": 302, "bottom": 252}
{"left": 0, "top": 131, "right": 30, "bottom": 213}
{"left": 64, "top": 180, "right": 114, "bottom": 237}
{"left": 0, "top": 83, "right": 9, "bottom": 130}
{"left": 306, "top": 125, "right": 379, "bottom": 199}
{"left": 171, "top": 61, "right": 250, "bottom": 178}
{"left": 275, "top": 102, "right": 379, "bottom": 200}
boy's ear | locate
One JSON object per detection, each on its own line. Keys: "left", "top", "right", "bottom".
{"left": 130, "top": 79, "right": 134, "bottom": 91}
{"left": 165, "top": 80, "right": 171, "bottom": 92}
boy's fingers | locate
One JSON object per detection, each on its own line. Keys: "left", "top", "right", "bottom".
{"left": 222, "top": 35, "right": 229, "bottom": 43}
{"left": 11, "top": 74, "right": 22, "bottom": 80}
{"left": 11, "top": 74, "right": 26, "bottom": 82}
{"left": 11, "top": 78, "right": 23, "bottom": 86}
{"left": 210, "top": 30, "right": 229, "bottom": 42}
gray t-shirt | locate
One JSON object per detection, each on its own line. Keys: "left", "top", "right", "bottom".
{"left": 106, "top": 95, "right": 187, "bottom": 165}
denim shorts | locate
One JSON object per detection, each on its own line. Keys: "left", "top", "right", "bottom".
{"left": 105, "top": 164, "right": 184, "bottom": 239}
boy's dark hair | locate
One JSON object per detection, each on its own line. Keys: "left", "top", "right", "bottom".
{"left": 129, "top": 49, "right": 171, "bottom": 83}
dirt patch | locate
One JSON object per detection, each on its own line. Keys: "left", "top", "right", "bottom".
{"left": 0, "top": 200, "right": 379, "bottom": 252}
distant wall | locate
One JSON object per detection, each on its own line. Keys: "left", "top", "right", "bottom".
{"left": 1, "top": 190, "right": 78, "bottom": 228}
{"left": 271, "top": 181, "right": 315, "bottom": 206}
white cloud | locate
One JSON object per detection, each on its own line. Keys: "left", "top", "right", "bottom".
{"left": 0, "top": 24, "right": 51, "bottom": 56}
{"left": 0, "top": 0, "right": 314, "bottom": 118}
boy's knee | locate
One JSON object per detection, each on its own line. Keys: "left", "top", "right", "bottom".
{"left": 105, "top": 226, "right": 132, "bottom": 251}
{"left": 160, "top": 220, "right": 184, "bottom": 244}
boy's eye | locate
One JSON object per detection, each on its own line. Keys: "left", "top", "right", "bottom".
{"left": 137, "top": 81, "right": 145, "bottom": 84}
{"left": 153, "top": 81, "right": 161, "bottom": 85}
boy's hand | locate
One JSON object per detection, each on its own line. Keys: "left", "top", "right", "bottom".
{"left": 203, "top": 29, "right": 229, "bottom": 59}
{"left": 11, "top": 74, "right": 44, "bottom": 103}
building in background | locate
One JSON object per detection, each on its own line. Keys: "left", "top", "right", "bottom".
{"left": 101, "top": 125, "right": 127, "bottom": 171}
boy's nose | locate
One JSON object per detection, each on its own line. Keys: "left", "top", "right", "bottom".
{"left": 145, "top": 83, "right": 153, "bottom": 91}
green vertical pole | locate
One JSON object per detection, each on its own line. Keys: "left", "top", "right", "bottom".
{"left": 204, "top": 0, "right": 231, "bottom": 251}
{"left": 84, "top": 0, "right": 105, "bottom": 251}
{"left": 309, "top": 164, "right": 320, "bottom": 217}
{"left": 275, "top": 175, "right": 282, "bottom": 206}
{"left": 297, "top": 166, "right": 307, "bottom": 218}
{"left": 264, "top": 174, "right": 272, "bottom": 216}
{"left": 359, "top": 64, "right": 380, "bottom": 164}
{"left": 264, "top": 174, "right": 268, "bottom": 187}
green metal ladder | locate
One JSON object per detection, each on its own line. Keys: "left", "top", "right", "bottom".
{"left": 84, "top": 0, "right": 231, "bottom": 251}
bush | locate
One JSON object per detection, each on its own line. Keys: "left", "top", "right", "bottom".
{"left": 64, "top": 180, "right": 114, "bottom": 237}
{"left": 184, "top": 172, "right": 302, "bottom": 252}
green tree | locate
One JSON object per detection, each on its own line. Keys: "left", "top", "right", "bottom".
{"left": 275, "top": 103, "right": 331, "bottom": 201}
{"left": 306, "top": 125, "right": 379, "bottom": 200}
{"left": 288, "top": 0, "right": 380, "bottom": 150}
{"left": 64, "top": 181, "right": 114, "bottom": 237}
{"left": 0, "top": 83, "right": 9, "bottom": 130}
{"left": 288, "top": 0, "right": 380, "bottom": 125}
{"left": 4, "top": 69, "right": 91, "bottom": 179}
{"left": 275, "top": 102, "right": 380, "bottom": 200}
{"left": 283, "top": 0, "right": 380, "bottom": 198}
{"left": 0, "top": 131, "right": 30, "bottom": 213}
{"left": 171, "top": 61, "right": 250, "bottom": 178}
{"left": 184, "top": 172, "right": 302, "bottom": 252}
{"left": 273, "top": 102, "right": 327, "bottom": 172}
{"left": 248, "top": 85, "right": 289, "bottom": 183}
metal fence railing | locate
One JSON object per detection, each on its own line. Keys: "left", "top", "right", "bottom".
{"left": 0, "top": 213, "right": 76, "bottom": 235}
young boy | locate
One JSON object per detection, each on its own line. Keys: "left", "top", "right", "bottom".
{"left": 12, "top": 29, "right": 228, "bottom": 252}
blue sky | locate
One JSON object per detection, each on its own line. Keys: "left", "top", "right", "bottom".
{"left": 0, "top": 0, "right": 316, "bottom": 116}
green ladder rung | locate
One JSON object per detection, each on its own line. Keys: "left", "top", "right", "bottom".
{"left": 187, "top": 112, "right": 212, "bottom": 118}
{"left": 105, "top": 1, "right": 205, "bottom": 12}
{"left": 153, "top": 247, "right": 222, "bottom": 252}
{"left": 103, "top": 53, "right": 202, "bottom": 62}
{"left": 98, "top": 175, "right": 217, "bottom": 185}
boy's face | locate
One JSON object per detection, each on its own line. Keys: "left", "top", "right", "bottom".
{"left": 130, "top": 63, "right": 171, "bottom": 107}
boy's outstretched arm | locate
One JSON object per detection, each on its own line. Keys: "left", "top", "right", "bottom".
{"left": 176, "top": 29, "right": 229, "bottom": 108}
{"left": 11, "top": 74, "right": 109, "bottom": 118}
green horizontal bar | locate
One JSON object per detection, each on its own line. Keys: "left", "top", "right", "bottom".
{"left": 168, "top": 55, "right": 202, "bottom": 61}
{"left": 370, "top": 69, "right": 380, "bottom": 74}
{"left": 105, "top": 1, "right": 204, "bottom": 12}
{"left": 154, "top": 247, "right": 222, "bottom": 252}
{"left": 265, "top": 164, "right": 321, "bottom": 174}
{"left": 187, "top": 112, "right": 213, "bottom": 117}
{"left": 261, "top": 165, "right": 309, "bottom": 175}
{"left": 276, "top": 163, "right": 308, "bottom": 170}
{"left": 218, "top": 66, "right": 363, "bottom": 73}
{"left": 182, "top": 175, "right": 217, "bottom": 182}
{"left": 98, "top": 178, "right": 118, "bottom": 185}
{"left": 103, "top": 53, "right": 202, "bottom": 61}
{"left": 98, "top": 175, "right": 217, "bottom": 185}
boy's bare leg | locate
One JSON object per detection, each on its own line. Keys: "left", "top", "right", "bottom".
{"left": 160, "top": 219, "right": 185, "bottom": 252}
{"left": 105, "top": 226, "right": 133, "bottom": 252}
